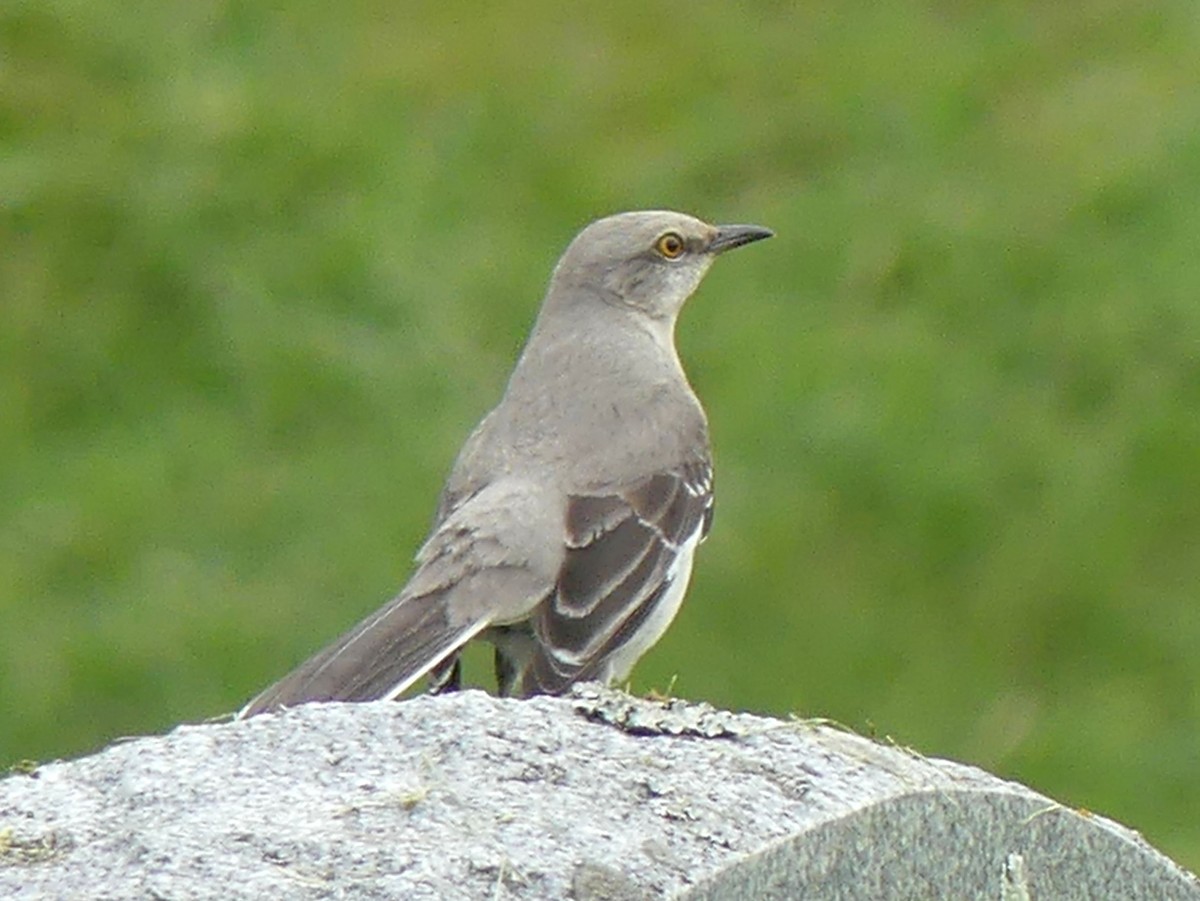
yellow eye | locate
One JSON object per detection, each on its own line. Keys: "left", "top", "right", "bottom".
{"left": 655, "top": 232, "right": 686, "bottom": 260}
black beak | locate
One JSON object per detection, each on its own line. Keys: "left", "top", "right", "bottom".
{"left": 708, "top": 223, "right": 774, "bottom": 255}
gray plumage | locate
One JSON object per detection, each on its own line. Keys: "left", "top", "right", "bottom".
{"left": 239, "top": 210, "right": 772, "bottom": 717}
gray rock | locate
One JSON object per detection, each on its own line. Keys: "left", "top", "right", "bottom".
{"left": 0, "top": 686, "right": 1195, "bottom": 900}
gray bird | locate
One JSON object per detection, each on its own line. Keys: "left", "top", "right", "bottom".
{"left": 239, "top": 210, "right": 772, "bottom": 717}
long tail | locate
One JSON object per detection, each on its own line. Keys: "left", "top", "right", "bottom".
{"left": 236, "top": 588, "right": 488, "bottom": 718}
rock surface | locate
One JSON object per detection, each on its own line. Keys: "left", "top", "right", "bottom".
{"left": 0, "top": 686, "right": 1196, "bottom": 899}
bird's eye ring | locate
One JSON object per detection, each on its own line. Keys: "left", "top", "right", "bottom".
{"left": 655, "top": 232, "right": 686, "bottom": 260}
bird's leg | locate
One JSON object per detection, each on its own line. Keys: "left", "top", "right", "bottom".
{"left": 494, "top": 646, "right": 517, "bottom": 697}
{"left": 490, "top": 624, "right": 538, "bottom": 697}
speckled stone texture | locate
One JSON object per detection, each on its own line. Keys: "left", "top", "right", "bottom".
{"left": 0, "top": 686, "right": 1196, "bottom": 900}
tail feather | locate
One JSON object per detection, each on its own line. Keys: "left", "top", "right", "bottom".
{"left": 237, "top": 589, "right": 486, "bottom": 718}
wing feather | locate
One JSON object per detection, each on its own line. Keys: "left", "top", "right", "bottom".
{"left": 517, "top": 461, "right": 713, "bottom": 695}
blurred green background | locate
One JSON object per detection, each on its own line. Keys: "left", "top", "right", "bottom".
{"left": 4, "top": 0, "right": 1200, "bottom": 870}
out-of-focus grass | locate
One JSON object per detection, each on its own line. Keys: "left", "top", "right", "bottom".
{"left": 3, "top": 0, "right": 1200, "bottom": 870}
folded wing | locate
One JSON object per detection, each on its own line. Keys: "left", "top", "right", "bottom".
{"left": 516, "top": 461, "right": 713, "bottom": 696}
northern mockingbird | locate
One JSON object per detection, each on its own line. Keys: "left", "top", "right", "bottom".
{"left": 239, "top": 210, "right": 772, "bottom": 717}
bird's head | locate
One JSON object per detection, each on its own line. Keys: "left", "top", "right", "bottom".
{"left": 549, "top": 210, "right": 773, "bottom": 322}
